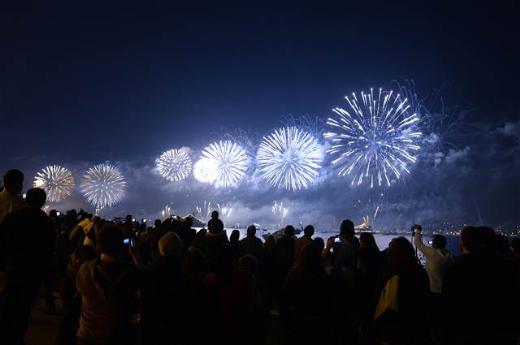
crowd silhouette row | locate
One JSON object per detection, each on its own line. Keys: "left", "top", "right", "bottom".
{"left": 0, "top": 169, "right": 519, "bottom": 345}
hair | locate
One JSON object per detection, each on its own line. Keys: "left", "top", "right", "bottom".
{"left": 3, "top": 169, "right": 24, "bottom": 194}
{"left": 340, "top": 219, "right": 355, "bottom": 238}
{"left": 360, "top": 232, "right": 379, "bottom": 250}
{"left": 183, "top": 217, "right": 194, "bottom": 228}
{"left": 230, "top": 229, "right": 240, "bottom": 243}
{"left": 432, "top": 234, "right": 448, "bottom": 250}
{"left": 303, "top": 225, "right": 315, "bottom": 237}
{"left": 25, "top": 188, "right": 46, "bottom": 208}
{"left": 247, "top": 225, "right": 256, "bottom": 237}
{"left": 238, "top": 254, "right": 258, "bottom": 276}
{"left": 460, "top": 226, "right": 481, "bottom": 253}
{"left": 96, "top": 223, "right": 123, "bottom": 257}
{"left": 211, "top": 210, "right": 219, "bottom": 219}
{"left": 284, "top": 225, "right": 295, "bottom": 237}
{"left": 159, "top": 232, "right": 183, "bottom": 257}
{"left": 388, "top": 236, "right": 416, "bottom": 265}
{"left": 264, "top": 235, "right": 276, "bottom": 251}
{"left": 312, "top": 237, "right": 325, "bottom": 252}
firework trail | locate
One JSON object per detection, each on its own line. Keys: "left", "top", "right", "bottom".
{"left": 272, "top": 200, "right": 289, "bottom": 227}
{"left": 324, "top": 88, "right": 422, "bottom": 188}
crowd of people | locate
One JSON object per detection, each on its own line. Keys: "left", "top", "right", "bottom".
{"left": 0, "top": 168, "right": 519, "bottom": 345}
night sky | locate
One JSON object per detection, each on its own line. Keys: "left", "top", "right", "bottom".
{"left": 1, "top": 2, "right": 519, "bottom": 229}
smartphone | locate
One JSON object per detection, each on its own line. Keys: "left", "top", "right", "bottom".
{"left": 334, "top": 237, "right": 341, "bottom": 243}
{"left": 123, "top": 238, "right": 131, "bottom": 245}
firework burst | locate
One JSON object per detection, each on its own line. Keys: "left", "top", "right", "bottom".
{"left": 257, "top": 127, "right": 323, "bottom": 191}
{"left": 194, "top": 141, "right": 248, "bottom": 188}
{"left": 156, "top": 148, "right": 192, "bottom": 182}
{"left": 33, "top": 165, "right": 75, "bottom": 202}
{"left": 324, "top": 88, "right": 422, "bottom": 188}
{"left": 80, "top": 163, "right": 126, "bottom": 211}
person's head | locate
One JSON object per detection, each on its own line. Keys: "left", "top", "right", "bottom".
{"left": 211, "top": 210, "right": 219, "bottom": 219}
{"left": 312, "top": 237, "right": 325, "bottom": 252}
{"left": 154, "top": 219, "right": 162, "bottom": 228}
{"left": 25, "top": 188, "right": 46, "bottom": 209}
{"left": 360, "top": 232, "right": 379, "bottom": 250}
{"left": 159, "top": 232, "right": 183, "bottom": 257}
{"left": 303, "top": 225, "right": 314, "bottom": 238}
{"left": 2, "top": 169, "right": 24, "bottom": 194}
{"left": 432, "top": 234, "right": 448, "bottom": 250}
{"left": 264, "top": 235, "right": 275, "bottom": 250}
{"left": 387, "top": 237, "right": 416, "bottom": 267}
{"left": 125, "top": 215, "right": 133, "bottom": 223}
{"left": 230, "top": 229, "right": 240, "bottom": 243}
{"left": 247, "top": 225, "right": 256, "bottom": 237}
{"left": 510, "top": 237, "right": 520, "bottom": 258}
{"left": 478, "top": 226, "right": 498, "bottom": 252}
{"left": 460, "top": 226, "right": 480, "bottom": 254}
{"left": 96, "top": 223, "right": 123, "bottom": 258}
{"left": 340, "top": 219, "right": 355, "bottom": 239}
{"left": 284, "top": 225, "right": 295, "bottom": 237}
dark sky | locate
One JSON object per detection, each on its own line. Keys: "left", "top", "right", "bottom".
{"left": 1, "top": 2, "right": 519, "bottom": 227}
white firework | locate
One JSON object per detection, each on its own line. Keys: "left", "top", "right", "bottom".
{"left": 257, "top": 126, "right": 323, "bottom": 191}
{"left": 156, "top": 148, "right": 192, "bottom": 182}
{"left": 194, "top": 141, "right": 248, "bottom": 188}
{"left": 272, "top": 200, "right": 288, "bottom": 227}
{"left": 33, "top": 165, "right": 75, "bottom": 202}
{"left": 324, "top": 88, "right": 422, "bottom": 188}
{"left": 195, "top": 200, "right": 232, "bottom": 222}
{"left": 80, "top": 163, "right": 126, "bottom": 210}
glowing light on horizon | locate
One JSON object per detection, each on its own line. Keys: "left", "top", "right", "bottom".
{"left": 33, "top": 165, "right": 75, "bottom": 202}
{"left": 80, "top": 163, "right": 126, "bottom": 211}
{"left": 257, "top": 127, "right": 323, "bottom": 191}
{"left": 194, "top": 141, "right": 248, "bottom": 188}
{"left": 156, "top": 148, "right": 192, "bottom": 182}
{"left": 324, "top": 88, "right": 422, "bottom": 188}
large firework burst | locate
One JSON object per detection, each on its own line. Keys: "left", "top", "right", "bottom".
{"left": 194, "top": 141, "right": 248, "bottom": 188}
{"left": 156, "top": 148, "right": 192, "bottom": 182}
{"left": 256, "top": 127, "right": 323, "bottom": 191}
{"left": 33, "top": 165, "right": 75, "bottom": 202}
{"left": 80, "top": 163, "right": 126, "bottom": 210}
{"left": 324, "top": 88, "right": 422, "bottom": 188}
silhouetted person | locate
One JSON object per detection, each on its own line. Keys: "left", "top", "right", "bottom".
{"left": 230, "top": 229, "right": 241, "bottom": 261}
{"left": 239, "top": 225, "right": 263, "bottom": 261}
{"left": 56, "top": 245, "right": 96, "bottom": 345}
{"left": 281, "top": 244, "right": 334, "bottom": 345}
{"left": 323, "top": 219, "right": 359, "bottom": 270}
{"left": 139, "top": 232, "right": 183, "bottom": 345}
{"left": 274, "top": 225, "right": 296, "bottom": 297}
{"left": 293, "top": 225, "right": 314, "bottom": 268}
{"left": 208, "top": 210, "right": 224, "bottom": 235}
{"left": 76, "top": 223, "right": 140, "bottom": 345}
{"left": 372, "top": 237, "right": 430, "bottom": 345}
{"left": 0, "top": 169, "right": 25, "bottom": 223}
{"left": 443, "top": 226, "right": 518, "bottom": 345}
{"left": 0, "top": 187, "right": 55, "bottom": 345}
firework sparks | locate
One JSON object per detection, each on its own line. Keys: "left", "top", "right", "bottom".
{"left": 80, "top": 163, "right": 126, "bottom": 211}
{"left": 156, "top": 148, "right": 192, "bottom": 182}
{"left": 324, "top": 88, "right": 422, "bottom": 187}
{"left": 194, "top": 141, "right": 248, "bottom": 188}
{"left": 33, "top": 165, "right": 75, "bottom": 202}
{"left": 257, "top": 127, "right": 323, "bottom": 191}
